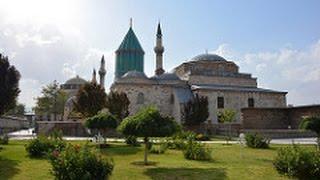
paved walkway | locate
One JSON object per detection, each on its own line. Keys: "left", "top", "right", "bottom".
{"left": 7, "top": 128, "right": 318, "bottom": 145}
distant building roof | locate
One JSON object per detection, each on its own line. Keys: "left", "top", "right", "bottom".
{"left": 191, "top": 84, "right": 287, "bottom": 94}
{"left": 122, "top": 70, "right": 148, "bottom": 79}
{"left": 150, "top": 73, "right": 181, "bottom": 81}
{"left": 174, "top": 87, "right": 193, "bottom": 103}
{"left": 64, "top": 75, "right": 87, "bottom": 85}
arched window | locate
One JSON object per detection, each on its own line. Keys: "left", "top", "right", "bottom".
{"left": 170, "top": 94, "right": 175, "bottom": 104}
{"left": 137, "top": 92, "right": 144, "bottom": 104}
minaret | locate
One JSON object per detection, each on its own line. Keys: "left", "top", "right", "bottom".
{"left": 154, "top": 22, "right": 165, "bottom": 75}
{"left": 91, "top": 69, "right": 97, "bottom": 84}
{"left": 99, "top": 55, "right": 106, "bottom": 87}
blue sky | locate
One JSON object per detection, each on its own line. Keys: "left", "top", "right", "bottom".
{"left": 0, "top": 0, "right": 319, "bottom": 108}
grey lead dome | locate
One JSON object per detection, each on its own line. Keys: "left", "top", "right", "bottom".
{"left": 191, "top": 53, "right": 226, "bottom": 62}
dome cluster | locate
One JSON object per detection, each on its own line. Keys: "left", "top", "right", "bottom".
{"left": 191, "top": 53, "right": 226, "bottom": 62}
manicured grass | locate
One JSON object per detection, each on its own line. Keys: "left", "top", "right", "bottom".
{"left": 0, "top": 140, "right": 312, "bottom": 179}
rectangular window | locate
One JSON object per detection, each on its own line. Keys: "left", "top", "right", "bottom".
{"left": 248, "top": 98, "right": 254, "bottom": 107}
{"left": 217, "top": 97, "right": 224, "bottom": 109}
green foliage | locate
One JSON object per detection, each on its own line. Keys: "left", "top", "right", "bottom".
{"left": 118, "top": 106, "right": 180, "bottom": 138}
{"left": 33, "top": 81, "right": 68, "bottom": 119}
{"left": 25, "top": 135, "right": 66, "bottom": 157}
{"left": 182, "top": 94, "right": 209, "bottom": 126}
{"left": 49, "top": 144, "right": 114, "bottom": 180}
{"left": 85, "top": 112, "right": 118, "bottom": 131}
{"left": 183, "top": 139, "right": 212, "bottom": 161}
{"left": 166, "top": 131, "right": 196, "bottom": 150}
{"left": 0, "top": 134, "right": 9, "bottom": 145}
{"left": 106, "top": 91, "right": 130, "bottom": 120}
{"left": 0, "top": 53, "right": 21, "bottom": 116}
{"left": 245, "top": 133, "right": 270, "bottom": 149}
{"left": 125, "top": 136, "right": 140, "bottom": 146}
{"left": 300, "top": 116, "right": 320, "bottom": 135}
{"left": 195, "top": 134, "right": 210, "bottom": 141}
{"left": 273, "top": 145, "right": 320, "bottom": 179}
{"left": 217, "top": 109, "right": 236, "bottom": 123}
{"left": 149, "top": 143, "right": 168, "bottom": 154}
{"left": 74, "top": 82, "right": 107, "bottom": 117}
{"left": 5, "top": 103, "right": 25, "bottom": 117}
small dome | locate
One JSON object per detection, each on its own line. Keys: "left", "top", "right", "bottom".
{"left": 122, "top": 71, "right": 148, "bottom": 79}
{"left": 64, "top": 75, "right": 87, "bottom": 85}
{"left": 191, "top": 53, "right": 226, "bottom": 62}
{"left": 151, "top": 73, "right": 181, "bottom": 81}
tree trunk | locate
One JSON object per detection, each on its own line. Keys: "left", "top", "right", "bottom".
{"left": 144, "top": 137, "right": 149, "bottom": 165}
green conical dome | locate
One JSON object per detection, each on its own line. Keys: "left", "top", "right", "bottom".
{"left": 115, "top": 27, "right": 144, "bottom": 79}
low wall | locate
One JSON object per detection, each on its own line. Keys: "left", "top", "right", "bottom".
{"left": 0, "top": 116, "right": 29, "bottom": 134}
{"left": 242, "top": 105, "right": 320, "bottom": 129}
{"left": 36, "top": 121, "right": 89, "bottom": 137}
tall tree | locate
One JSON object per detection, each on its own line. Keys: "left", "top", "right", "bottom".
{"left": 300, "top": 116, "right": 320, "bottom": 149}
{"left": 33, "top": 81, "right": 68, "bottom": 120}
{"left": 106, "top": 91, "right": 130, "bottom": 120}
{"left": 182, "top": 94, "right": 209, "bottom": 126}
{"left": 0, "top": 54, "right": 21, "bottom": 116}
{"left": 118, "top": 106, "right": 180, "bottom": 165}
{"left": 5, "top": 102, "right": 25, "bottom": 117}
{"left": 74, "top": 82, "right": 107, "bottom": 117}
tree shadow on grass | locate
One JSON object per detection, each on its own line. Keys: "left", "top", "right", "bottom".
{"left": 99, "top": 144, "right": 141, "bottom": 156}
{"left": 0, "top": 157, "right": 20, "bottom": 179}
{"left": 144, "top": 167, "right": 227, "bottom": 180}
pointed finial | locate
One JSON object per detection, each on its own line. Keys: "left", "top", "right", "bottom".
{"left": 157, "top": 21, "right": 162, "bottom": 37}
{"left": 101, "top": 55, "right": 105, "bottom": 63}
{"left": 130, "top": 18, "right": 133, "bottom": 28}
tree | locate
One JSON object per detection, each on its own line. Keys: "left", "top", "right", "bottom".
{"left": 300, "top": 116, "right": 320, "bottom": 149}
{"left": 106, "top": 91, "right": 130, "bottom": 120}
{"left": 217, "top": 109, "right": 236, "bottom": 145}
{"left": 33, "top": 81, "right": 68, "bottom": 120}
{"left": 74, "top": 82, "right": 107, "bottom": 117}
{"left": 85, "top": 112, "right": 118, "bottom": 146}
{"left": 5, "top": 103, "right": 25, "bottom": 117}
{"left": 118, "top": 106, "right": 180, "bottom": 165}
{"left": 182, "top": 94, "right": 209, "bottom": 126}
{"left": 0, "top": 54, "right": 21, "bottom": 116}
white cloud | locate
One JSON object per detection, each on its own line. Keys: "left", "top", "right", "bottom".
{"left": 213, "top": 40, "right": 320, "bottom": 106}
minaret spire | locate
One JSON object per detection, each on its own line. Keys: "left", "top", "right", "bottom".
{"left": 99, "top": 55, "right": 106, "bottom": 88}
{"left": 130, "top": 18, "right": 133, "bottom": 28}
{"left": 154, "top": 22, "right": 165, "bottom": 75}
{"left": 92, "top": 68, "right": 97, "bottom": 84}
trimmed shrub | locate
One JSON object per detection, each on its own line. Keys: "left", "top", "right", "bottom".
{"left": 245, "top": 133, "right": 270, "bottom": 149}
{"left": 195, "top": 134, "right": 210, "bottom": 141}
{"left": 183, "top": 140, "right": 212, "bottom": 161}
{"left": 0, "top": 134, "right": 9, "bottom": 145}
{"left": 50, "top": 144, "right": 114, "bottom": 180}
{"left": 149, "top": 143, "right": 168, "bottom": 154}
{"left": 25, "top": 136, "right": 66, "bottom": 157}
{"left": 273, "top": 145, "right": 320, "bottom": 179}
{"left": 125, "top": 136, "right": 140, "bottom": 146}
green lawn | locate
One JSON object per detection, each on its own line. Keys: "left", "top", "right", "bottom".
{"left": 0, "top": 140, "right": 307, "bottom": 180}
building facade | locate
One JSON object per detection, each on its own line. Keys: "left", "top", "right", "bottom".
{"left": 111, "top": 23, "right": 287, "bottom": 124}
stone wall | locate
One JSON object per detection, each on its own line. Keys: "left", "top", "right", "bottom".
{"left": 36, "top": 121, "right": 89, "bottom": 137}
{"left": 194, "top": 89, "right": 287, "bottom": 123}
{"left": 242, "top": 105, "right": 320, "bottom": 129}
{"left": 0, "top": 116, "right": 29, "bottom": 134}
{"left": 111, "top": 83, "right": 181, "bottom": 122}
{"left": 188, "top": 75, "right": 257, "bottom": 88}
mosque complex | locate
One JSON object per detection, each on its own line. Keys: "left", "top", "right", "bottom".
{"left": 61, "top": 22, "right": 287, "bottom": 124}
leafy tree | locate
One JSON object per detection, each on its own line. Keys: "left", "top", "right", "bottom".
{"left": 33, "top": 81, "right": 68, "bottom": 120}
{"left": 300, "top": 116, "right": 320, "bottom": 149}
{"left": 118, "top": 106, "right": 180, "bottom": 165}
{"left": 5, "top": 102, "right": 25, "bottom": 117}
{"left": 0, "top": 54, "right": 21, "bottom": 116}
{"left": 74, "top": 82, "right": 107, "bottom": 117}
{"left": 217, "top": 109, "right": 236, "bottom": 145}
{"left": 106, "top": 91, "right": 130, "bottom": 120}
{"left": 182, "top": 94, "right": 209, "bottom": 126}
{"left": 85, "top": 112, "right": 118, "bottom": 145}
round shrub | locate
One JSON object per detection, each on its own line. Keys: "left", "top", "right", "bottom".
{"left": 50, "top": 144, "right": 114, "bottom": 180}
{"left": 0, "top": 134, "right": 9, "bottom": 145}
{"left": 273, "top": 145, "right": 320, "bottom": 179}
{"left": 25, "top": 136, "right": 66, "bottom": 157}
{"left": 149, "top": 143, "right": 168, "bottom": 154}
{"left": 245, "top": 133, "right": 270, "bottom": 149}
{"left": 183, "top": 140, "right": 212, "bottom": 161}
{"left": 125, "top": 136, "right": 140, "bottom": 146}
